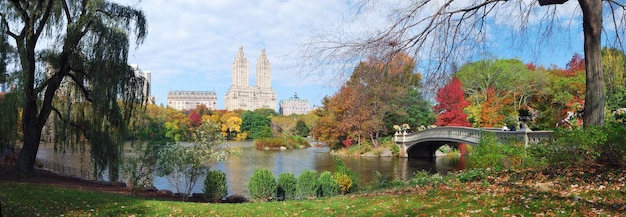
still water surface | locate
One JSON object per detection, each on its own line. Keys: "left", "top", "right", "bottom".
{"left": 37, "top": 141, "right": 466, "bottom": 196}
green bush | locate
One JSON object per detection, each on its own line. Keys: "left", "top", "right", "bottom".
{"left": 456, "top": 169, "right": 486, "bottom": 183}
{"left": 296, "top": 169, "right": 318, "bottom": 199}
{"left": 248, "top": 168, "right": 276, "bottom": 201}
{"left": 254, "top": 136, "right": 310, "bottom": 149}
{"left": 469, "top": 131, "right": 528, "bottom": 170}
{"left": 390, "top": 144, "right": 400, "bottom": 157}
{"left": 285, "top": 136, "right": 310, "bottom": 148}
{"left": 317, "top": 171, "right": 339, "bottom": 197}
{"left": 203, "top": 170, "right": 227, "bottom": 202}
{"left": 276, "top": 173, "right": 297, "bottom": 200}
{"left": 601, "top": 122, "right": 626, "bottom": 166}
{"left": 371, "top": 171, "right": 390, "bottom": 189}
{"left": 548, "top": 126, "right": 607, "bottom": 167}
{"left": 410, "top": 170, "right": 448, "bottom": 188}
{"left": 332, "top": 158, "right": 359, "bottom": 193}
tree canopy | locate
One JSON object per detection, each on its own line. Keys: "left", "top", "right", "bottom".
{"left": 303, "top": 0, "right": 626, "bottom": 127}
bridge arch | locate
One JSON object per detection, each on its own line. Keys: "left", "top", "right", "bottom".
{"left": 393, "top": 126, "right": 553, "bottom": 158}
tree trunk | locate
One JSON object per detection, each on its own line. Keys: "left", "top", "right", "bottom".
{"left": 15, "top": 100, "right": 43, "bottom": 177}
{"left": 579, "top": 0, "right": 604, "bottom": 127}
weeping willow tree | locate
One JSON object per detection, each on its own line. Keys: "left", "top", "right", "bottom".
{"left": 0, "top": 0, "right": 148, "bottom": 179}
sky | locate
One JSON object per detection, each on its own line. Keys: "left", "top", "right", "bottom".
{"left": 113, "top": 0, "right": 587, "bottom": 110}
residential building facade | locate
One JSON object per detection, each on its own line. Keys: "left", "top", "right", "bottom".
{"left": 167, "top": 90, "right": 218, "bottom": 111}
{"left": 279, "top": 93, "right": 310, "bottom": 115}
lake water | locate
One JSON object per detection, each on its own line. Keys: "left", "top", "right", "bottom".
{"left": 36, "top": 141, "right": 466, "bottom": 196}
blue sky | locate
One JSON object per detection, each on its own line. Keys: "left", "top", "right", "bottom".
{"left": 114, "top": 0, "right": 587, "bottom": 109}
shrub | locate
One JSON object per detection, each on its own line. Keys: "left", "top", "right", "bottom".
{"left": 317, "top": 171, "right": 339, "bottom": 197}
{"left": 332, "top": 158, "right": 359, "bottom": 193}
{"left": 411, "top": 170, "right": 446, "bottom": 187}
{"left": 548, "top": 126, "right": 607, "bottom": 167}
{"left": 601, "top": 122, "right": 626, "bottom": 166}
{"left": 333, "top": 173, "right": 352, "bottom": 195}
{"left": 254, "top": 138, "right": 284, "bottom": 149}
{"left": 296, "top": 169, "right": 318, "bottom": 199}
{"left": 276, "top": 173, "right": 297, "bottom": 200}
{"left": 248, "top": 168, "right": 276, "bottom": 201}
{"left": 390, "top": 144, "right": 400, "bottom": 157}
{"left": 371, "top": 171, "right": 390, "bottom": 189}
{"left": 254, "top": 136, "right": 310, "bottom": 149}
{"left": 285, "top": 136, "right": 310, "bottom": 148}
{"left": 456, "top": 168, "right": 486, "bottom": 183}
{"left": 469, "top": 131, "right": 528, "bottom": 170}
{"left": 203, "top": 170, "right": 227, "bottom": 202}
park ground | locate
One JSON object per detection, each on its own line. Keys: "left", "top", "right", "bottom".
{"left": 0, "top": 163, "right": 625, "bottom": 216}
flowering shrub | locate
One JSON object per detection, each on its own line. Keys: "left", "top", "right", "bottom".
{"left": 393, "top": 124, "right": 411, "bottom": 133}
{"left": 613, "top": 108, "right": 626, "bottom": 122}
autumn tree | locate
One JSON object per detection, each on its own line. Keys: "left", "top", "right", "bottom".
{"left": 480, "top": 87, "right": 508, "bottom": 127}
{"left": 311, "top": 97, "right": 345, "bottom": 149}
{"left": 434, "top": 77, "right": 471, "bottom": 127}
{"left": 220, "top": 112, "right": 243, "bottom": 140}
{"left": 313, "top": 52, "right": 426, "bottom": 148}
{"left": 304, "top": 0, "right": 626, "bottom": 127}
{"left": 1, "top": 1, "right": 147, "bottom": 177}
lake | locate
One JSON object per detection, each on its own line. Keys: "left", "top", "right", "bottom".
{"left": 36, "top": 141, "right": 466, "bottom": 196}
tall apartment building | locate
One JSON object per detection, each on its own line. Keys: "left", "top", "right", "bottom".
{"left": 224, "top": 47, "right": 276, "bottom": 111}
{"left": 167, "top": 90, "right": 218, "bottom": 111}
{"left": 130, "top": 64, "right": 155, "bottom": 104}
{"left": 279, "top": 93, "right": 310, "bottom": 115}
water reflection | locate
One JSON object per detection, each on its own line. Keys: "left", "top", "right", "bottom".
{"left": 37, "top": 141, "right": 466, "bottom": 196}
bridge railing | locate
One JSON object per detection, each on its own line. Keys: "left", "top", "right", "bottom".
{"left": 394, "top": 126, "right": 554, "bottom": 146}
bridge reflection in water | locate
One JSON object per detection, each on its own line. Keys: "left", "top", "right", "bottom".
{"left": 393, "top": 126, "right": 554, "bottom": 158}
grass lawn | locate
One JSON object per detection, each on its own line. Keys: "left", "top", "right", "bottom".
{"left": 1, "top": 168, "right": 624, "bottom": 216}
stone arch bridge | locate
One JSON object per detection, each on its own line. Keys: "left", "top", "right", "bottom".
{"left": 393, "top": 126, "right": 554, "bottom": 158}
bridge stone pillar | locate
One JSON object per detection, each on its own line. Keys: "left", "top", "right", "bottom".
{"left": 399, "top": 143, "right": 408, "bottom": 158}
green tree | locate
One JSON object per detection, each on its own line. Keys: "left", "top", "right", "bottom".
{"left": 603, "top": 47, "right": 626, "bottom": 111}
{"left": 1, "top": 1, "right": 148, "bottom": 178}
{"left": 241, "top": 110, "right": 272, "bottom": 139}
{"left": 294, "top": 119, "right": 310, "bottom": 137}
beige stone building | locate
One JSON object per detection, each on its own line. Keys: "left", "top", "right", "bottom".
{"left": 167, "top": 90, "right": 218, "bottom": 111}
{"left": 224, "top": 47, "right": 276, "bottom": 111}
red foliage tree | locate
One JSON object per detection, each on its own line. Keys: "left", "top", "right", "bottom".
{"left": 433, "top": 77, "right": 471, "bottom": 127}
{"left": 525, "top": 62, "right": 537, "bottom": 71}
{"left": 563, "top": 53, "right": 585, "bottom": 77}
{"left": 188, "top": 111, "right": 202, "bottom": 127}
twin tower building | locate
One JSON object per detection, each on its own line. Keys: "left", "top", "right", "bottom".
{"left": 224, "top": 46, "right": 276, "bottom": 111}
{"left": 168, "top": 46, "right": 310, "bottom": 114}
